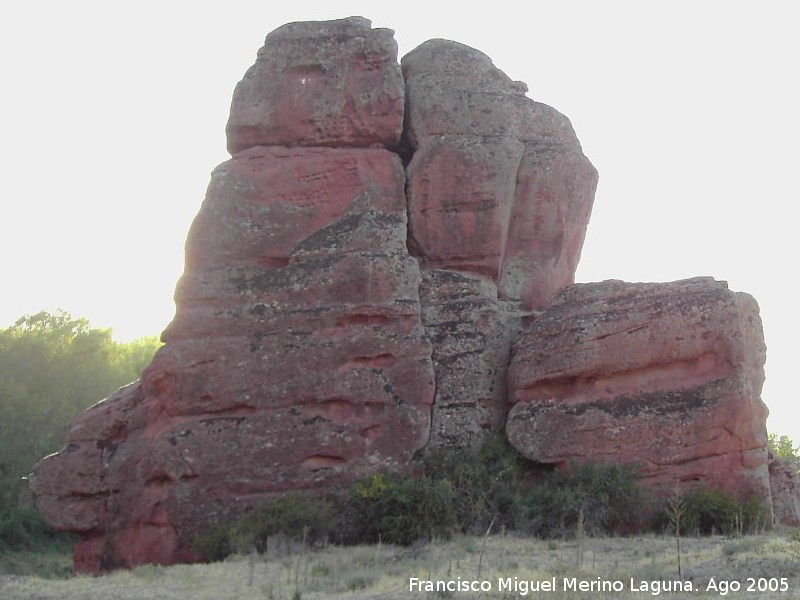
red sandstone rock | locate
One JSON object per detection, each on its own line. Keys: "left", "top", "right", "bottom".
{"left": 402, "top": 40, "right": 597, "bottom": 309}
{"left": 226, "top": 17, "right": 404, "bottom": 153}
{"left": 401, "top": 39, "right": 597, "bottom": 443}
{"left": 406, "top": 136, "right": 524, "bottom": 278}
{"left": 420, "top": 270, "right": 520, "bottom": 448}
{"left": 30, "top": 18, "right": 777, "bottom": 575}
{"left": 499, "top": 143, "right": 598, "bottom": 308}
{"left": 31, "top": 144, "right": 434, "bottom": 573}
{"left": 506, "top": 278, "right": 771, "bottom": 506}
{"left": 768, "top": 455, "right": 800, "bottom": 526}
{"left": 401, "top": 40, "right": 578, "bottom": 146}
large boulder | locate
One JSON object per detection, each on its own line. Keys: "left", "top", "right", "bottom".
{"left": 768, "top": 455, "right": 800, "bottom": 527}
{"left": 506, "top": 278, "right": 771, "bottom": 505}
{"left": 226, "top": 17, "right": 404, "bottom": 153}
{"left": 402, "top": 40, "right": 597, "bottom": 310}
{"left": 32, "top": 145, "right": 435, "bottom": 573}
{"left": 401, "top": 40, "right": 596, "bottom": 446}
{"left": 31, "top": 19, "right": 435, "bottom": 571}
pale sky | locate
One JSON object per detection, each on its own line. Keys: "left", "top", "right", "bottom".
{"left": 1, "top": 2, "right": 797, "bottom": 441}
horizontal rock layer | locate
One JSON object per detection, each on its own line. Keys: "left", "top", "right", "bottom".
{"left": 506, "top": 278, "right": 771, "bottom": 505}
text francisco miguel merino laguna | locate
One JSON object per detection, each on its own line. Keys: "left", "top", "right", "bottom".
{"left": 410, "top": 576, "right": 732, "bottom": 595}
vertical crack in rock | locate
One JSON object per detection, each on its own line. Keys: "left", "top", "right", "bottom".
{"left": 400, "top": 38, "right": 597, "bottom": 449}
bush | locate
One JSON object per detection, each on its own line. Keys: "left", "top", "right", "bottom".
{"left": 192, "top": 492, "right": 334, "bottom": 561}
{"left": 191, "top": 524, "right": 234, "bottom": 563}
{"left": 680, "top": 487, "right": 769, "bottom": 535}
{"left": 239, "top": 494, "right": 333, "bottom": 553}
{"left": 524, "top": 461, "right": 650, "bottom": 537}
{"left": 422, "top": 434, "right": 527, "bottom": 534}
{"left": 194, "top": 434, "right": 525, "bottom": 555}
{"left": 194, "top": 444, "right": 776, "bottom": 562}
{"left": 342, "top": 472, "right": 458, "bottom": 545}
{"left": 0, "top": 505, "right": 75, "bottom": 553}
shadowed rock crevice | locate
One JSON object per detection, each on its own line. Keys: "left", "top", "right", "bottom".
{"left": 400, "top": 39, "right": 597, "bottom": 448}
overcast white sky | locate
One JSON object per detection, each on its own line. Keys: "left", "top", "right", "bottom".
{"left": 1, "top": 1, "right": 797, "bottom": 440}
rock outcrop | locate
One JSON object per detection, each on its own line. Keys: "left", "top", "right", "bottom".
{"left": 30, "top": 17, "right": 775, "bottom": 573}
{"left": 768, "top": 455, "right": 800, "bottom": 526}
{"left": 402, "top": 40, "right": 597, "bottom": 309}
{"left": 226, "top": 17, "right": 404, "bottom": 152}
{"left": 33, "top": 19, "right": 437, "bottom": 573}
{"left": 402, "top": 40, "right": 597, "bottom": 446}
{"left": 506, "top": 278, "right": 770, "bottom": 502}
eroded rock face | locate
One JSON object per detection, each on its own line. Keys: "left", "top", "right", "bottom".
{"left": 31, "top": 18, "right": 439, "bottom": 572}
{"left": 419, "top": 270, "right": 520, "bottom": 448}
{"left": 30, "top": 17, "right": 773, "bottom": 574}
{"left": 506, "top": 278, "right": 770, "bottom": 503}
{"left": 768, "top": 455, "right": 800, "bottom": 526}
{"left": 226, "top": 17, "right": 404, "bottom": 153}
{"left": 32, "top": 144, "right": 435, "bottom": 573}
{"left": 402, "top": 40, "right": 598, "bottom": 309}
{"left": 401, "top": 40, "right": 597, "bottom": 446}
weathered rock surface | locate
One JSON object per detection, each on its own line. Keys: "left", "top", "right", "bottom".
{"left": 507, "top": 277, "right": 770, "bottom": 503}
{"left": 402, "top": 40, "right": 597, "bottom": 309}
{"left": 226, "top": 17, "right": 404, "bottom": 153}
{"left": 420, "top": 270, "right": 519, "bottom": 448}
{"left": 32, "top": 144, "right": 435, "bottom": 572}
{"left": 30, "top": 17, "right": 776, "bottom": 575}
{"left": 401, "top": 40, "right": 596, "bottom": 445}
{"left": 768, "top": 455, "right": 800, "bottom": 526}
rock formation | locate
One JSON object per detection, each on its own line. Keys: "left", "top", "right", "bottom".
{"left": 768, "top": 455, "right": 800, "bottom": 526}
{"left": 402, "top": 40, "right": 597, "bottom": 447}
{"left": 30, "top": 17, "right": 783, "bottom": 573}
{"left": 506, "top": 278, "right": 770, "bottom": 500}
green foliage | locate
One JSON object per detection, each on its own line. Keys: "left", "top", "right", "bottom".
{"left": 193, "top": 437, "right": 526, "bottom": 558}
{"left": 0, "top": 310, "right": 161, "bottom": 551}
{"left": 238, "top": 494, "right": 333, "bottom": 553}
{"left": 524, "top": 461, "right": 650, "bottom": 537}
{"left": 0, "top": 310, "right": 161, "bottom": 515}
{"left": 0, "top": 505, "right": 75, "bottom": 553}
{"left": 193, "top": 493, "right": 334, "bottom": 562}
{"left": 422, "top": 434, "right": 527, "bottom": 534}
{"left": 191, "top": 524, "right": 235, "bottom": 563}
{"left": 678, "top": 487, "right": 769, "bottom": 535}
{"left": 190, "top": 447, "right": 773, "bottom": 565}
{"left": 768, "top": 433, "right": 800, "bottom": 472}
{"left": 343, "top": 472, "right": 458, "bottom": 546}
{"left": 721, "top": 537, "right": 765, "bottom": 556}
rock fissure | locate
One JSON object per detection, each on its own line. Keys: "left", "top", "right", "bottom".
{"left": 515, "top": 350, "right": 732, "bottom": 404}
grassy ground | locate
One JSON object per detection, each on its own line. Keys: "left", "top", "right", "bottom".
{"left": 2, "top": 531, "right": 800, "bottom": 599}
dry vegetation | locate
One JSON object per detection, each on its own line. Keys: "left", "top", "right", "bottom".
{"left": 3, "top": 531, "right": 800, "bottom": 599}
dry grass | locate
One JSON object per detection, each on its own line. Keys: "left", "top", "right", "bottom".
{"left": 2, "top": 531, "right": 800, "bottom": 599}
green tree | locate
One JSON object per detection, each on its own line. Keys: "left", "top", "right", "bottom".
{"left": 768, "top": 433, "right": 800, "bottom": 472}
{"left": 0, "top": 310, "right": 161, "bottom": 512}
